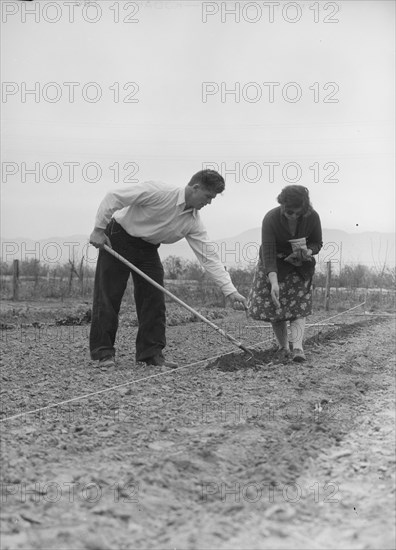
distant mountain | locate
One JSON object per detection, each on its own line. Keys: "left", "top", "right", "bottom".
{"left": 1, "top": 229, "right": 394, "bottom": 270}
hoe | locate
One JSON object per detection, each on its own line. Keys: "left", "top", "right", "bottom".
{"left": 104, "top": 245, "right": 254, "bottom": 359}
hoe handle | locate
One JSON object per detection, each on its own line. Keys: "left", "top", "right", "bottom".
{"left": 104, "top": 245, "right": 250, "bottom": 354}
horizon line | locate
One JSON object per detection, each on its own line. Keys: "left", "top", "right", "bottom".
{"left": 1, "top": 227, "right": 395, "bottom": 242}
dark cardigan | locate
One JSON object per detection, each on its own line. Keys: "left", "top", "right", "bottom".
{"left": 260, "top": 206, "right": 323, "bottom": 281}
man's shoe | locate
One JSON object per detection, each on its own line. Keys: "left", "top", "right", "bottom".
{"left": 292, "top": 349, "right": 306, "bottom": 363}
{"left": 98, "top": 355, "right": 116, "bottom": 368}
{"left": 144, "top": 354, "right": 179, "bottom": 369}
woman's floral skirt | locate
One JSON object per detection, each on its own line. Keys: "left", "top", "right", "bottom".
{"left": 248, "top": 264, "right": 312, "bottom": 322}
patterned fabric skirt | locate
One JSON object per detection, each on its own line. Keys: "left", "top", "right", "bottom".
{"left": 248, "top": 264, "right": 312, "bottom": 323}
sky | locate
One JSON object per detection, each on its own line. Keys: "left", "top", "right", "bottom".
{"left": 1, "top": 0, "right": 395, "bottom": 243}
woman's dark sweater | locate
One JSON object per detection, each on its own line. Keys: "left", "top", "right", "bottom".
{"left": 260, "top": 206, "right": 323, "bottom": 281}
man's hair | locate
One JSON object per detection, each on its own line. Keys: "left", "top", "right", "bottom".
{"left": 188, "top": 169, "right": 225, "bottom": 193}
{"left": 277, "top": 185, "right": 313, "bottom": 216}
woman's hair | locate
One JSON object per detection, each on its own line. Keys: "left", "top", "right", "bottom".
{"left": 277, "top": 185, "right": 313, "bottom": 216}
{"left": 188, "top": 169, "right": 225, "bottom": 193}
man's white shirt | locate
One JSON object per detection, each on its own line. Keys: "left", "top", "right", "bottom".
{"left": 94, "top": 181, "right": 237, "bottom": 296}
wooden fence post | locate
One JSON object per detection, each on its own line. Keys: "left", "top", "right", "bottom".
{"left": 325, "top": 261, "right": 331, "bottom": 311}
{"left": 12, "top": 259, "right": 19, "bottom": 301}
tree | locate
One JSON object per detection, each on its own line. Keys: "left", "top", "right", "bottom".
{"left": 0, "top": 261, "right": 11, "bottom": 276}
{"left": 20, "top": 258, "right": 48, "bottom": 277}
{"left": 182, "top": 260, "right": 204, "bottom": 281}
{"left": 162, "top": 256, "right": 187, "bottom": 280}
{"left": 228, "top": 266, "right": 254, "bottom": 289}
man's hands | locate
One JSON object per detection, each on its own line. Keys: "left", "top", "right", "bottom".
{"left": 89, "top": 228, "right": 112, "bottom": 249}
{"left": 228, "top": 291, "right": 248, "bottom": 310}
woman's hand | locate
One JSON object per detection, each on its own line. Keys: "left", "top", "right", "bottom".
{"left": 285, "top": 248, "right": 312, "bottom": 265}
{"left": 271, "top": 282, "right": 281, "bottom": 309}
{"left": 301, "top": 248, "right": 313, "bottom": 261}
{"left": 268, "top": 272, "right": 281, "bottom": 309}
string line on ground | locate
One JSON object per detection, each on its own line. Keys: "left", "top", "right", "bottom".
{"left": 0, "top": 301, "right": 368, "bottom": 424}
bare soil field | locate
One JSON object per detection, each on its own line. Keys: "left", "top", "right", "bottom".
{"left": 1, "top": 300, "right": 395, "bottom": 550}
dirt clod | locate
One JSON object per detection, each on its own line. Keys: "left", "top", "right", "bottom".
{"left": 206, "top": 348, "right": 283, "bottom": 371}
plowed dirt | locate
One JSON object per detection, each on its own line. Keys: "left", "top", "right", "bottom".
{"left": 1, "top": 302, "right": 395, "bottom": 550}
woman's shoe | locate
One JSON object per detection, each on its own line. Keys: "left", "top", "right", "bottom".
{"left": 292, "top": 349, "right": 306, "bottom": 362}
{"left": 274, "top": 348, "right": 291, "bottom": 361}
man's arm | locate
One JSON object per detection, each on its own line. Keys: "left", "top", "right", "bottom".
{"left": 89, "top": 183, "right": 152, "bottom": 249}
{"left": 185, "top": 226, "right": 247, "bottom": 306}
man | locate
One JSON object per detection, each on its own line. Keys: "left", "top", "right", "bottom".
{"left": 89, "top": 169, "right": 247, "bottom": 368}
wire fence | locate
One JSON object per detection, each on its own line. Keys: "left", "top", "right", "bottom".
{"left": 1, "top": 273, "right": 395, "bottom": 313}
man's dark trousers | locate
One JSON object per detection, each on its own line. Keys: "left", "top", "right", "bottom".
{"left": 90, "top": 219, "right": 166, "bottom": 362}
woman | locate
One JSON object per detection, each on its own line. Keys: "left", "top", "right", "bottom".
{"left": 248, "top": 185, "right": 323, "bottom": 362}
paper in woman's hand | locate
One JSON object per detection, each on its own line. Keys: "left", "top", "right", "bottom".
{"left": 288, "top": 237, "right": 307, "bottom": 252}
